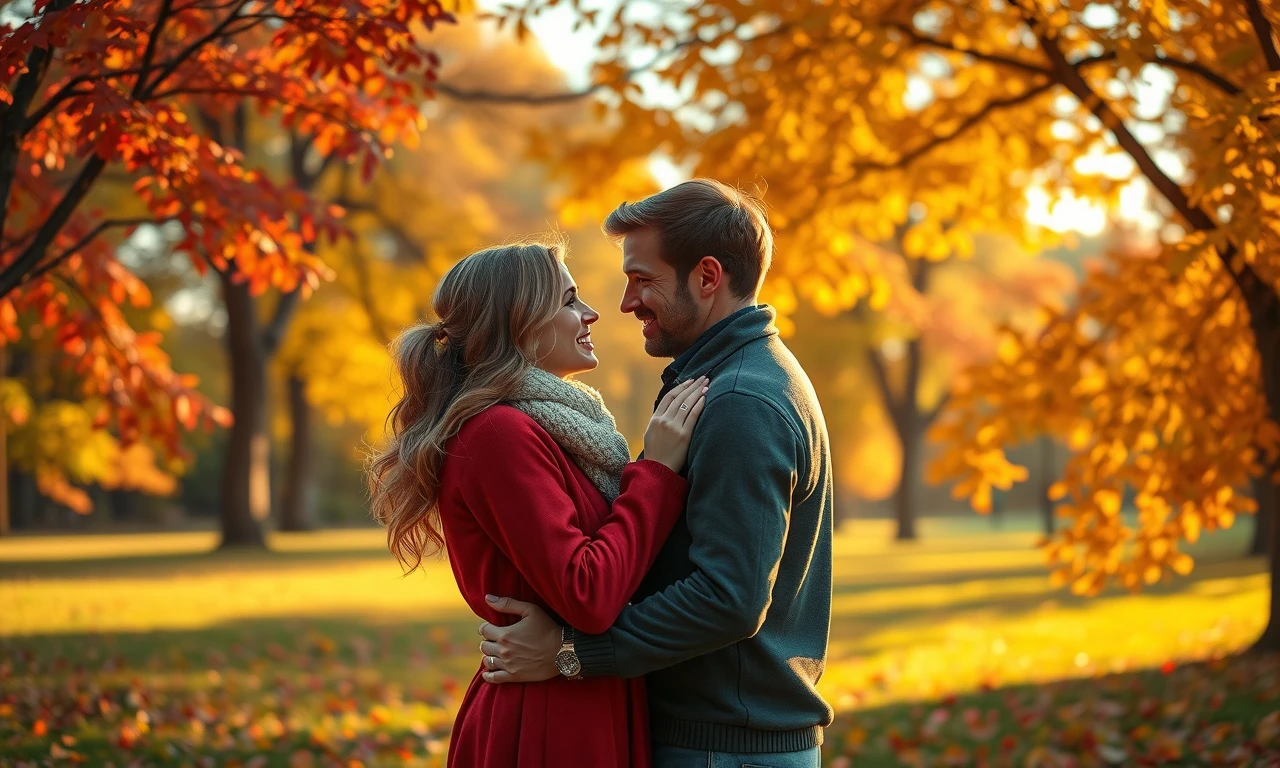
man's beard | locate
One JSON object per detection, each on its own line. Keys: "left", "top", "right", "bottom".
{"left": 644, "top": 284, "right": 701, "bottom": 358}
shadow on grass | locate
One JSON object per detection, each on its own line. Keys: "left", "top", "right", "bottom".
{"left": 0, "top": 544, "right": 397, "bottom": 580}
{"left": 818, "top": 652, "right": 1280, "bottom": 767}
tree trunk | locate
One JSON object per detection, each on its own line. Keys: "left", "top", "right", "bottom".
{"left": 278, "top": 373, "right": 314, "bottom": 532}
{"left": 1252, "top": 471, "right": 1274, "bottom": 557}
{"left": 1039, "top": 436, "right": 1056, "bottom": 536}
{"left": 892, "top": 411, "right": 920, "bottom": 541}
{"left": 108, "top": 488, "right": 140, "bottom": 522}
{"left": 1245, "top": 279, "right": 1280, "bottom": 654}
{"left": 218, "top": 275, "right": 270, "bottom": 548}
{"left": 0, "top": 344, "right": 7, "bottom": 536}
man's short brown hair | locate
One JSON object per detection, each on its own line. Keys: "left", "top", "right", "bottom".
{"left": 603, "top": 179, "right": 773, "bottom": 299}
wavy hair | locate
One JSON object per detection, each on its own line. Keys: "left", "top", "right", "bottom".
{"left": 367, "top": 239, "right": 564, "bottom": 573}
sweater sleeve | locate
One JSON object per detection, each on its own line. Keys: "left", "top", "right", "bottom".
{"left": 455, "top": 408, "right": 688, "bottom": 634}
{"left": 573, "top": 393, "right": 800, "bottom": 677}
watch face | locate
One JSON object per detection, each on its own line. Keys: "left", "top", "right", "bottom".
{"left": 554, "top": 650, "right": 581, "bottom": 676}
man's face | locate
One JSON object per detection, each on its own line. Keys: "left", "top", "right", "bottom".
{"left": 618, "top": 228, "right": 702, "bottom": 358}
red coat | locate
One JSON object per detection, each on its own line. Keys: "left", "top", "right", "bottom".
{"left": 437, "top": 405, "right": 687, "bottom": 768}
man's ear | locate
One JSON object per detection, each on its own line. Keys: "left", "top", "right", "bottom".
{"left": 694, "top": 256, "right": 725, "bottom": 298}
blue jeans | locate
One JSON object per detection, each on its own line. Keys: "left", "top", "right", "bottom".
{"left": 652, "top": 744, "right": 821, "bottom": 768}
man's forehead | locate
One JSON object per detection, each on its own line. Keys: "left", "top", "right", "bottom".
{"left": 621, "top": 232, "right": 664, "bottom": 273}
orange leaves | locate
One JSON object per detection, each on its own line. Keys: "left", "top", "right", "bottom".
{"left": 931, "top": 236, "right": 1271, "bottom": 595}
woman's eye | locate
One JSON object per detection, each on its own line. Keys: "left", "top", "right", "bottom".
{"left": 566, "top": 297, "right": 578, "bottom": 307}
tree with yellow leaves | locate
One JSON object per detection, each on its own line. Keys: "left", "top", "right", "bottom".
{"left": 493, "top": 0, "right": 1280, "bottom": 650}
{"left": 860, "top": 230, "right": 1074, "bottom": 540}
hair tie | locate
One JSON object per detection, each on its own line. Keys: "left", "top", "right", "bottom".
{"left": 433, "top": 323, "right": 448, "bottom": 342}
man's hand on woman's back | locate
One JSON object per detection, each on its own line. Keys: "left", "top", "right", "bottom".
{"left": 478, "top": 596, "right": 561, "bottom": 683}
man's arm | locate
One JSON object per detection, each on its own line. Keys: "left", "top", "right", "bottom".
{"left": 574, "top": 392, "right": 800, "bottom": 677}
{"left": 479, "top": 393, "right": 800, "bottom": 682}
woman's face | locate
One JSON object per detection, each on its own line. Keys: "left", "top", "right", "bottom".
{"left": 534, "top": 262, "right": 601, "bottom": 378}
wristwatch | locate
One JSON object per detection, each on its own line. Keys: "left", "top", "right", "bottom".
{"left": 554, "top": 626, "right": 582, "bottom": 680}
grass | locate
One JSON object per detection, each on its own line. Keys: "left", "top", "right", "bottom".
{"left": 0, "top": 516, "right": 1276, "bottom": 767}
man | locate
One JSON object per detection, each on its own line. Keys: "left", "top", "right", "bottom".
{"left": 478, "top": 179, "right": 835, "bottom": 767}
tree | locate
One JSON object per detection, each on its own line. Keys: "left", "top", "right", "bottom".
{"left": 859, "top": 230, "right": 1073, "bottom": 540}
{"left": 493, "top": 0, "right": 1280, "bottom": 649}
{"left": 1, "top": 0, "right": 454, "bottom": 543}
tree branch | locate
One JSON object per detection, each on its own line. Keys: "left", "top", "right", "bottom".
{"left": 27, "top": 217, "right": 163, "bottom": 283}
{"left": 1029, "top": 23, "right": 1215, "bottom": 233}
{"left": 0, "top": 154, "right": 108, "bottom": 299}
{"left": 132, "top": 0, "right": 176, "bottom": 99}
{"left": 885, "top": 21, "right": 1051, "bottom": 76}
{"left": 0, "top": 0, "right": 78, "bottom": 263}
{"left": 854, "top": 80, "right": 1054, "bottom": 171}
{"left": 923, "top": 390, "right": 951, "bottom": 428}
{"left": 866, "top": 346, "right": 901, "bottom": 421}
{"left": 1246, "top": 0, "right": 1280, "bottom": 71}
{"left": 139, "top": 0, "right": 251, "bottom": 98}
{"left": 1072, "top": 51, "right": 1243, "bottom": 97}
{"left": 1013, "top": 0, "right": 1264, "bottom": 316}
{"left": 433, "top": 81, "right": 602, "bottom": 105}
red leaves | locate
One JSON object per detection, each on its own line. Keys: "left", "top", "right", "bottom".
{"left": 2, "top": 0, "right": 453, "bottom": 476}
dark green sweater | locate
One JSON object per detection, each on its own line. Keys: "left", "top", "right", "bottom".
{"left": 575, "top": 305, "right": 835, "bottom": 753}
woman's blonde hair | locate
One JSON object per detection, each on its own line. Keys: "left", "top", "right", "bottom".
{"left": 366, "top": 239, "right": 565, "bottom": 573}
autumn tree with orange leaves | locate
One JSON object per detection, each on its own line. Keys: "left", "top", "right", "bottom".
{"left": 0, "top": 0, "right": 453, "bottom": 544}
{"left": 496, "top": 0, "right": 1280, "bottom": 650}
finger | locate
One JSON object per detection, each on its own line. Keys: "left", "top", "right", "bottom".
{"left": 662, "top": 377, "right": 705, "bottom": 419}
{"left": 480, "top": 640, "right": 502, "bottom": 657}
{"left": 486, "top": 595, "right": 538, "bottom": 618}
{"left": 656, "top": 377, "right": 699, "bottom": 415}
{"left": 683, "top": 389, "right": 708, "bottom": 428}
{"left": 477, "top": 621, "right": 488, "bottom": 637}
{"left": 479, "top": 622, "right": 504, "bottom": 641}
{"left": 675, "top": 380, "right": 708, "bottom": 425}
{"left": 482, "top": 669, "right": 518, "bottom": 684}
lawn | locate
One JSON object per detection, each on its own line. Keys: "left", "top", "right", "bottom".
{"left": 1, "top": 517, "right": 1276, "bottom": 767}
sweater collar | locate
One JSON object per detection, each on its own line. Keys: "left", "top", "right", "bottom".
{"left": 661, "top": 305, "right": 778, "bottom": 389}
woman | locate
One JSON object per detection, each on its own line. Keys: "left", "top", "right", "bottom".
{"left": 366, "top": 239, "right": 707, "bottom": 767}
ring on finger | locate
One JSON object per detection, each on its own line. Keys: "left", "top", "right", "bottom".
{"left": 679, "top": 403, "right": 689, "bottom": 411}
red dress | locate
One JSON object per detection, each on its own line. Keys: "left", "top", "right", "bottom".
{"left": 437, "top": 405, "right": 687, "bottom": 768}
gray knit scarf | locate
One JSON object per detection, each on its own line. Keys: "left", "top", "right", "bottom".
{"left": 507, "top": 367, "right": 632, "bottom": 501}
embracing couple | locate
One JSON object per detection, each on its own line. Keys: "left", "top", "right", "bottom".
{"left": 367, "top": 179, "right": 834, "bottom": 768}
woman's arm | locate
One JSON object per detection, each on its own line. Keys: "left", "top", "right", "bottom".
{"left": 454, "top": 407, "right": 686, "bottom": 634}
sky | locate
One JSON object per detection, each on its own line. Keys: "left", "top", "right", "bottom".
{"left": 478, "top": 1, "right": 1173, "bottom": 238}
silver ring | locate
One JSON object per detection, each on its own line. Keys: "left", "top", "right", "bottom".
{"left": 485, "top": 655, "right": 495, "bottom": 669}
{"left": 679, "top": 403, "right": 689, "bottom": 411}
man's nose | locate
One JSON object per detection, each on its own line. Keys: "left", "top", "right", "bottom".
{"left": 620, "top": 286, "right": 641, "bottom": 314}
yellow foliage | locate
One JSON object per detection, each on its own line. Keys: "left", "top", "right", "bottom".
{"left": 489, "top": 0, "right": 1280, "bottom": 593}
{"left": 8, "top": 400, "right": 176, "bottom": 514}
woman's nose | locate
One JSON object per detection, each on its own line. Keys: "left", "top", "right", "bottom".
{"left": 583, "top": 304, "right": 600, "bottom": 325}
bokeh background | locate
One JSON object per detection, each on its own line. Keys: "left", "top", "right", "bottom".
{"left": 1, "top": 1, "right": 1278, "bottom": 766}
